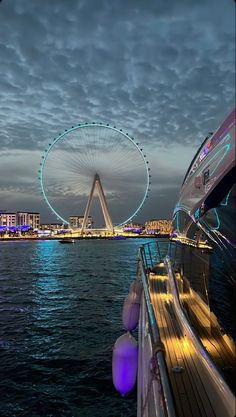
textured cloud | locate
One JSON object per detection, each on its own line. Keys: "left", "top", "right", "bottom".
{"left": 0, "top": 0, "right": 235, "bottom": 222}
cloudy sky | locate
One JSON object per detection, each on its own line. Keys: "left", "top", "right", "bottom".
{"left": 0, "top": 0, "right": 235, "bottom": 225}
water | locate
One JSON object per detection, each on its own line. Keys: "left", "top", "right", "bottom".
{"left": 0, "top": 238, "right": 163, "bottom": 417}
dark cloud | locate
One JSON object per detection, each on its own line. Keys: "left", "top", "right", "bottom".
{"left": 0, "top": 0, "right": 235, "bottom": 222}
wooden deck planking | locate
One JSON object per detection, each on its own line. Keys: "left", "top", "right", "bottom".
{"left": 149, "top": 272, "right": 217, "bottom": 417}
{"left": 178, "top": 280, "right": 236, "bottom": 392}
{"left": 150, "top": 278, "right": 189, "bottom": 417}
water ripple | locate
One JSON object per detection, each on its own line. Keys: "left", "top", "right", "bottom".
{"left": 0, "top": 238, "right": 160, "bottom": 416}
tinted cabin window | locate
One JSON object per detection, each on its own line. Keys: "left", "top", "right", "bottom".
{"left": 201, "top": 183, "right": 236, "bottom": 245}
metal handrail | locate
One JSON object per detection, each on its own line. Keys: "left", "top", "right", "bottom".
{"left": 139, "top": 246, "right": 177, "bottom": 417}
{"left": 139, "top": 241, "right": 163, "bottom": 271}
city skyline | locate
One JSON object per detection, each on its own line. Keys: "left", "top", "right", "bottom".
{"left": 0, "top": 1, "right": 235, "bottom": 224}
{"left": 0, "top": 208, "right": 172, "bottom": 227}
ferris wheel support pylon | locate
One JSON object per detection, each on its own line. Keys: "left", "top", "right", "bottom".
{"left": 81, "top": 173, "right": 113, "bottom": 233}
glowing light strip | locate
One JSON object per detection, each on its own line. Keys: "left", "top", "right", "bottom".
{"left": 174, "top": 143, "right": 231, "bottom": 223}
{"left": 40, "top": 124, "right": 150, "bottom": 227}
{"left": 209, "top": 144, "right": 231, "bottom": 177}
{"left": 187, "top": 140, "right": 231, "bottom": 182}
{"left": 221, "top": 189, "right": 232, "bottom": 206}
{"left": 200, "top": 208, "right": 220, "bottom": 231}
{"left": 176, "top": 212, "right": 180, "bottom": 233}
{"left": 213, "top": 208, "right": 220, "bottom": 230}
{"left": 194, "top": 208, "right": 200, "bottom": 219}
{"left": 174, "top": 204, "right": 190, "bottom": 215}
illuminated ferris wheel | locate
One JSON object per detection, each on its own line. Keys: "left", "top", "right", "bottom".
{"left": 39, "top": 123, "right": 150, "bottom": 229}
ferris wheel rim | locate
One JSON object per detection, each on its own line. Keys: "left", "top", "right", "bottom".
{"left": 39, "top": 123, "right": 150, "bottom": 227}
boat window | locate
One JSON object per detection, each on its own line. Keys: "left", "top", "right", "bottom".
{"left": 204, "top": 166, "right": 236, "bottom": 213}
{"left": 173, "top": 211, "right": 192, "bottom": 234}
{"left": 186, "top": 222, "right": 199, "bottom": 240}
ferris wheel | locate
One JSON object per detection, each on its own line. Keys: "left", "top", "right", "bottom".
{"left": 39, "top": 123, "right": 150, "bottom": 229}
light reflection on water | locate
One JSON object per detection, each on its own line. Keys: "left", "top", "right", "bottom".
{"left": 0, "top": 238, "right": 165, "bottom": 417}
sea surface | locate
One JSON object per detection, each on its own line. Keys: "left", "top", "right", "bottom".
{"left": 0, "top": 238, "right": 167, "bottom": 417}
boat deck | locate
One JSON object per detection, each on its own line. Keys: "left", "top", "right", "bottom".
{"left": 149, "top": 265, "right": 235, "bottom": 417}
{"left": 178, "top": 278, "right": 236, "bottom": 391}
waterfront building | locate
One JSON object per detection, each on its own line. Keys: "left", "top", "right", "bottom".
{"left": 122, "top": 222, "right": 144, "bottom": 233}
{"left": 69, "top": 215, "right": 93, "bottom": 228}
{"left": 145, "top": 219, "right": 172, "bottom": 235}
{"left": 0, "top": 212, "right": 17, "bottom": 227}
{"left": 40, "top": 223, "right": 63, "bottom": 231}
{"left": 17, "top": 212, "right": 40, "bottom": 229}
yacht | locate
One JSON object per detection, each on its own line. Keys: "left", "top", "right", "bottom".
{"left": 171, "top": 107, "right": 236, "bottom": 336}
{"left": 113, "top": 108, "right": 236, "bottom": 417}
{"left": 58, "top": 238, "right": 75, "bottom": 244}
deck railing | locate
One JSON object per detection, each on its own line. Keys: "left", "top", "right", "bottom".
{"left": 139, "top": 240, "right": 163, "bottom": 270}
{"left": 138, "top": 243, "right": 177, "bottom": 417}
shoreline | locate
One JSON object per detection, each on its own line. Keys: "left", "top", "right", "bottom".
{"left": 0, "top": 234, "right": 170, "bottom": 241}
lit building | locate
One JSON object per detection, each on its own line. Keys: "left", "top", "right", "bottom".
{"left": 17, "top": 212, "right": 40, "bottom": 229}
{"left": 145, "top": 219, "right": 172, "bottom": 235}
{"left": 0, "top": 212, "right": 17, "bottom": 227}
{"left": 122, "top": 222, "right": 144, "bottom": 233}
{"left": 40, "top": 223, "right": 63, "bottom": 230}
{"left": 69, "top": 215, "right": 93, "bottom": 228}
